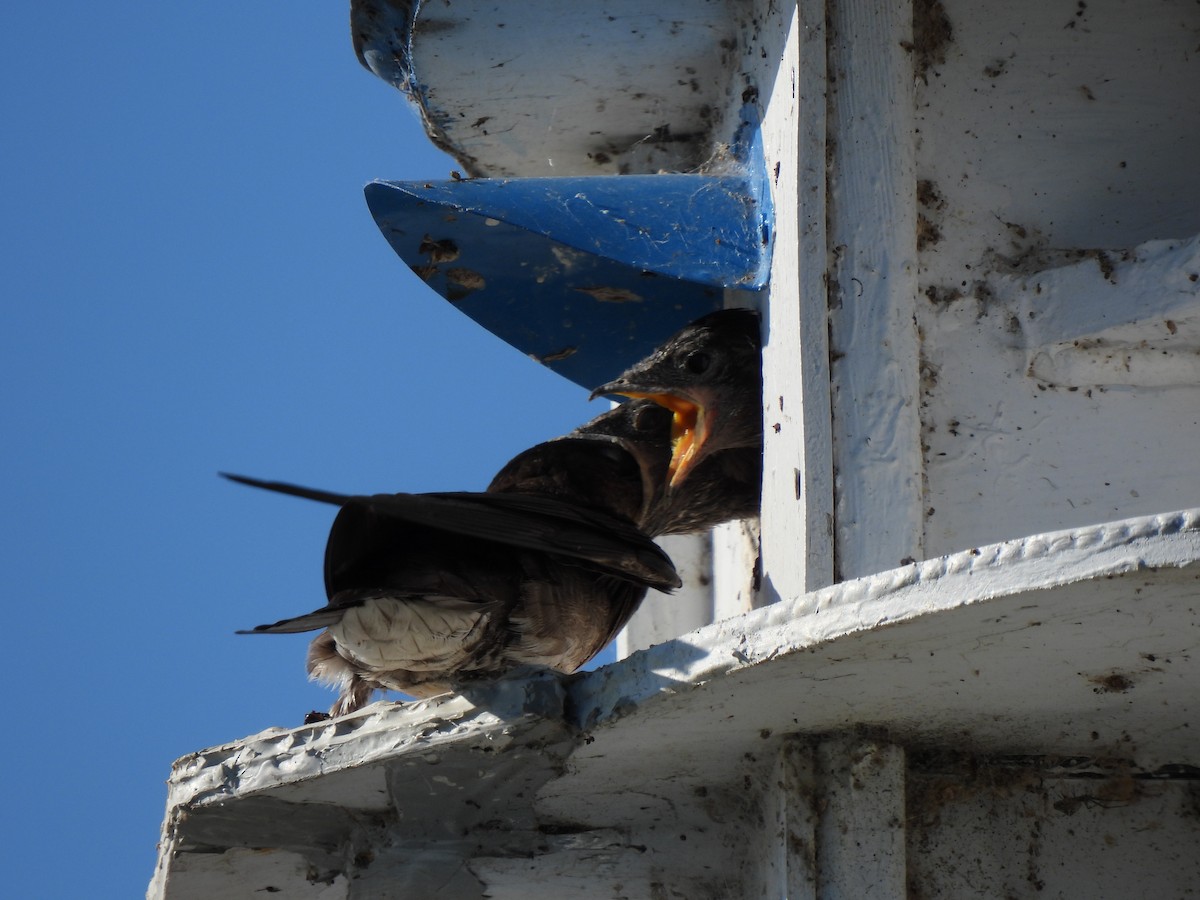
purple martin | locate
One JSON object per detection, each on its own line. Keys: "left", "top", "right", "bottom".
{"left": 493, "top": 400, "right": 760, "bottom": 536}
{"left": 590, "top": 308, "right": 763, "bottom": 489}
{"left": 223, "top": 460, "right": 679, "bottom": 717}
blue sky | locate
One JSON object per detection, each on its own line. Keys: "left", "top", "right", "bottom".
{"left": 1, "top": 4, "right": 605, "bottom": 895}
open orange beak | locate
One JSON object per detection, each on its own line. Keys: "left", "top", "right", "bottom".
{"left": 617, "top": 392, "right": 706, "bottom": 488}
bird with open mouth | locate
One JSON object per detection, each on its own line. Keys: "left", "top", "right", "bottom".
{"left": 224, "top": 309, "right": 760, "bottom": 718}
{"left": 589, "top": 308, "right": 763, "bottom": 491}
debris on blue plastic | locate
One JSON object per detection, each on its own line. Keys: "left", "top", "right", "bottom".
{"left": 366, "top": 111, "right": 773, "bottom": 390}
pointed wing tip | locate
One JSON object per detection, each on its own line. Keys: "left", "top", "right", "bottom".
{"left": 641, "top": 553, "right": 683, "bottom": 592}
{"left": 655, "top": 573, "right": 683, "bottom": 593}
{"left": 216, "top": 473, "right": 350, "bottom": 506}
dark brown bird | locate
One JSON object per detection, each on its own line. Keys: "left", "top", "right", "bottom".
{"left": 590, "top": 308, "right": 763, "bottom": 489}
{"left": 223, "top": 465, "right": 679, "bottom": 716}
{"left": 494, "top": 400, "right": 760, "bottom": 536}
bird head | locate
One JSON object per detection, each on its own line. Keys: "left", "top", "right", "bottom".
{"left": 589, "top": 309, "right": 762, "bottom": 489}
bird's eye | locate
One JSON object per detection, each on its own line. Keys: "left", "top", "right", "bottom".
{"left": 682, "top": 350, "right": 711, "bottom": 374}
{"left": 631, "top": 403, "right": 662, "bottom": 432}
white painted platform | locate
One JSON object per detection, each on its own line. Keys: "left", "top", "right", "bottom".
{"left": 151, "top": 509, "right": 1200, "bottom": 898}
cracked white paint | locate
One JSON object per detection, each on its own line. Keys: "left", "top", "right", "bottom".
{"left": 356, "top": 0, "right": 746, "bottom": 178}
{"left": 916, "top": 0, "right": 1200, "bottom": 559}
{"left": 1011, "top": 235, "right": 1200, "bottom": 349}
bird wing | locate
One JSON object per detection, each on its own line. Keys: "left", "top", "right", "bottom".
{"left": 351, "top": 492, "right": 680, "bottom": 591}
{"left": 219, "top": 475, "right": 676, "bottom": 590}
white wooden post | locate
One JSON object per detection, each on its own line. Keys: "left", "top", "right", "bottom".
{"left": 815, "top": 739, "right": 907, "bottom": 899}
{"left": 758, "top": 0, "right": 837, "bottom": 602}
{"left": 825, "top": 0, "right": 923, "bottom": 580}
{"left": 763, "top": 739, "right": 819, "bottom": 900}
